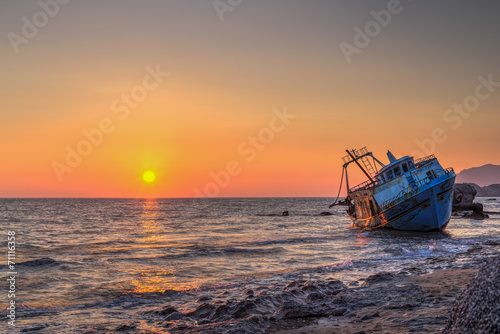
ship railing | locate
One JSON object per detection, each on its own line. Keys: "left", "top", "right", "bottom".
{"left": 378, "top": 167, "right": 455, "bottom": 212}
{"left": 414, "top": 154, "right": 436, "bottom": 166}
{"left": 348, "top": 179, "right": 378, "bottom": 193}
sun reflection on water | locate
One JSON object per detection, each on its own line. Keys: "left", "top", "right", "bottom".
{"left": 127, "top": 200, "right": 201, "bottom": 293}
{"left": 140, "top": 199, "right": 161, "bottom": 244}
{"left": 354, "top": 234, "right": 372, "bottom": 247}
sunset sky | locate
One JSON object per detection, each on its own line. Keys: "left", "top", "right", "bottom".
{"left": 1, "top": 0, "right": 499, "bottom": 198}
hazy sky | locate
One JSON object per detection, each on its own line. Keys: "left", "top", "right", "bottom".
{"left": 1, "top": 0, "right": 499, "bottom": 197}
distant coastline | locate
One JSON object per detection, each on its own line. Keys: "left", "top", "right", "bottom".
{"left": 469, "top": 183, "right": 500, "bottom": 197}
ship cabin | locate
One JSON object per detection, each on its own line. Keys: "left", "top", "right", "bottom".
{"left": 374, "top": 154, "right": 415, "bottom": 186}
{"left": 348, "top": 152, "right": 423, "bottom": 221}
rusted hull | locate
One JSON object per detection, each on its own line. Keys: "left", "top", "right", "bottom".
{"left": 352, "top": 176, "right": 455, "bottom": 231}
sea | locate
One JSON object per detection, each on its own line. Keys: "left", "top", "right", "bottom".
{"left": 1, "top": 197, "right": 499, "bottom": 333}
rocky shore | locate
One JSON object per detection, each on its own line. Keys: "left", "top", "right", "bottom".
{"left": 111, "top": 238, "right": 499, "bottom": 334}
{"left": 269, "top": 251, "right": 499, "bottom": 334}
{"left": 270, "top": 269, "right": 479, "bottom": 334}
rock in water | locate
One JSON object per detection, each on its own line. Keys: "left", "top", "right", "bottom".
{"left": 452, "top": 183, "right": 477, "bottom": 210}
{"left": 319, "top": 211, "right": 333, "bottom": 216}
{"left": 463, "top": 202, "right": 489, "bottom": 220}
{"left": 443, "top": 256, "right": 500, "bottom": 334}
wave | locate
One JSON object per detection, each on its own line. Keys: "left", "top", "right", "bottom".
{"left": 154, "top": 246, "right": 286, "bottom": 260}
{"left": 17, "top": 257, "right": 59, "bottom": 267}
{"left": 249, "top": 236, "right": 331, "bottom": 246}
{"left": 47, "top": 239, "right": 137, "bottom": 252}
{"left": 255, "top": 211, "right": 342, "bottom": 217}
{"left": 222, "top": 247, "right": 285, "bottom": 254}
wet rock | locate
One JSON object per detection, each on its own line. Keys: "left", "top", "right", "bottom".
{"left": 162, "top": 289, "right": 178, "bottom": 296}
{"left": 326, "top": 279, "right": 348, "bottom": 291}
{"left": 452, "top": 184, "right": 489, "bottom": 218}
{"left": 196, "top": 295, "right": 211, "bottom": 302}
{"left": 216, "top": 290, "right": 229, "bottom": 297}
{"left": 301, "top": 284, "right": 319, "bottom": 292}
{"left": 282, "top": 211, "right": 289, "bottom": 216}
{"left": 192, "top": 315, "right": 270, "bottom": 334}
{"left": 385, "top": 301, "right": 420, "bottom": 309}
{"left": 186, "top": 302, "right": 217, "bottom": 319}
{"left": 444, "top": 256, "right": 500, "bottom": 334}
{"left": 165, "top": 312, "right": 185, "bottom": 321}
{"left": 168, "top": 323, "right": 189, "bottom": 332}
{"left": 278, "top": 301, "right": 312, "bottom": 319}
{"left": 254, "top": 290, "right": 268, "bottom": 297}
{"left": 465, "top": 246, "right": 483, "bottom": 253}
{"left": 331, "top": 307, "right": 347, "bottom": 316}
{"left": 21, "top": 324, "right": 49, "bottom": 332}
{"left": 305, "top": 292, "right": 326, "bottom": 303}
{"left": 211, "top": 300, "right": 236, "bottom": 320}
{"left": 233, "top": 299, "right": 259, "bottom": 318}
{"left": 158, "top": 305, "right": 178, "bottom": 316}
{"left": 115, "top": 323, "right": 137, "bottom": 331}
{"left": 319, "top": 211, "right": 333, "bottom": 216}
{"left": 434, "top": 316, "right": 448, "bottom": 324}
{"left": 363, "top": 272, "right": 395, "bottom": 285}
{"left": 452, "top": 183, "right": 477, "bottom": 210}
{"left": 485, "top": 240, "right": 500, "bottom": 246}
{"left": 463, "top": 203, "right": 489, "bottom": 219}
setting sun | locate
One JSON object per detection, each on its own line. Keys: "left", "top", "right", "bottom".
{"left": 142, "top": 170, "right": 157, "bottom": 184}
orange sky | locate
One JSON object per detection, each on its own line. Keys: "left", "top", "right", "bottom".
{"left": 1, "top": 1, "right": 499, "bottom": 198}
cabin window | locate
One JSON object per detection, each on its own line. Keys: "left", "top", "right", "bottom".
{"left": 394, "top": 166, "right": 401, "bottom": 177}
{"left": 426, "top": 170, "right": 437, "bottom": 179}
{"left": 408, "top": 161, "right": 414, "bottom": 169}
{"left": 386, "top": 170, "right": 394, "bottom": 180}
{"left": 402, "top": 163, "right": 408, "bottom": 173}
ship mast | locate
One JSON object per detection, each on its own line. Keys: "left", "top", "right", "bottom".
{"left": 345, "top": 149, "right": 374, "bottom": 183}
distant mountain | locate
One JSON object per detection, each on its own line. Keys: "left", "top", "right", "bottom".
{"left": 456, "top": 164, "right": 500, "bottom": 187}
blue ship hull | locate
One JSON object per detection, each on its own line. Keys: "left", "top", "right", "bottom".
{"left": 382, "top": 176, "right": 455, "bottom": 231}
{"left": 351, "top": 174, "right": 456, "bottom": 231}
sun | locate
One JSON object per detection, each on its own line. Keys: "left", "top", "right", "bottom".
{"left": 142, "top": 170, "right": 157, "bottom": 184}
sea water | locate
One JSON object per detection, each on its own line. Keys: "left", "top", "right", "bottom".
{"left": 1, "top": 197, "right": 499, "bottom": 333}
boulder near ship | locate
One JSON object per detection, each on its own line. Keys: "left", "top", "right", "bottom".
{"left": 331, "top": 148, "right": 456, "bottom": 231}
